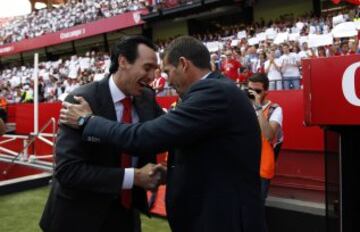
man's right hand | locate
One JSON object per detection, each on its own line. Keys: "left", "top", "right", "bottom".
{"left": 134, "top": 163, "right": 167, "bottom": 191}
{"left": 60, "top": 96, "right": 93, "bottom": 129}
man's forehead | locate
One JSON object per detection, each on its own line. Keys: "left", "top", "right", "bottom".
{"left": 138, "top": 55, "right": 158, "bottom": 68}
{"left": 137, "top": 44, "right": 156, "bottom": 58}
{"left": 249, "top": 82, "right": 264, "bottom": 89}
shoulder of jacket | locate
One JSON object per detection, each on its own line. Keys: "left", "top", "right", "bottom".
{"left": 70, "top": 81, "right": 97, "bottom": 96}
{"left": 65, "top": 82, "right": 98, "bottom": 103}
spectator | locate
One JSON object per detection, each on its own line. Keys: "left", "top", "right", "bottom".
{"left": 20, "top": 84, "right": 33, "bottom": 103}
{"left": 279, "top": 44, "right": 301, "bottom": 89}
{"left": 210, "top": 53, "right": 220, "bottom": 72}
{"left": 264, "top": 49, "right": 283, "bottom": 90}
{"left": 151, "top": 68, "right": 167, "bottom": 96}
{"left": 221, "top": 50, "right": 241, "bottom": 82}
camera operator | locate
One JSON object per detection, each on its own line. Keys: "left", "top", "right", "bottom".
{"left": 247, "top": 73, "right": 283, "bottom": 201}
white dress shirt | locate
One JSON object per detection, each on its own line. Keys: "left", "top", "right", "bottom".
{"left": 201, "top": 72, "right": 211, "bottom": 80}
{"left": 109, "top": 76, "right": 139, "bottom": 189}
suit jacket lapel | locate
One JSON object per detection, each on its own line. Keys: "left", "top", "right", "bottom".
{"left": 133, "top": 90, "right": 154, "bottom": 122}
{"left": 94, "top": 77, "right": 117, "bottom": 121}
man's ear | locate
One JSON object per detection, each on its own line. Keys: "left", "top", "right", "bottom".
{"left": 178, "top": 57, "right": 189, "bottom": 72}
{"left": 118, "top": 56, "right": 129, "bottom": 70}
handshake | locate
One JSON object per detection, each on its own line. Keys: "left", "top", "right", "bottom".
{"left": 134, "top": 163, "right": 167, "bottom": 191}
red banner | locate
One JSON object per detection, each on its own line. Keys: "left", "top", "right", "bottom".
{"left": 0, "top": 9, "right": 147, "bottom": 57}
{"left": 332, "top": 0, "right": 360, "bottom": 4}
{"left": 303, "top": 55, "right": 360, "bottom": 126}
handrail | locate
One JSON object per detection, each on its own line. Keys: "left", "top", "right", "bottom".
{"left": 1, "top": 117, "right": 57, "bottom": 175}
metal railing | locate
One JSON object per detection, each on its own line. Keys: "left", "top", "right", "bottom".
{"left": 0, "top": 117, "right": 57, "bottom": 174}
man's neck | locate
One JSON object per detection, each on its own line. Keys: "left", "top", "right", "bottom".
{"left": 192, "top": 69, "right": 211, "bottom": 82}
{"left": 113, "top": 72, "right": 128, "bottom": 96}
{"left": 261, "top": 99, "right": 270, "bottom": 106}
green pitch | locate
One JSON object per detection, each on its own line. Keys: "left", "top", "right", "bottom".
{"left": 0, "top": 187, "right": 171, "bottom": 232}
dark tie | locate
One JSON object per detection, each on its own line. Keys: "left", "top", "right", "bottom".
{"left": 120, "top": 97, "right": 132, "bottom": 209}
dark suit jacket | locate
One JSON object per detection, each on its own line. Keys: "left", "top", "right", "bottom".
{"left": 81, "top": 72, "right": 265, "bottom": 232}
{"left": 40, "top": 77, "right": 164, "bottom": 232}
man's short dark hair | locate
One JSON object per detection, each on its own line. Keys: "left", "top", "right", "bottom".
{"left": 109, "top": 35, "right": 157, "bottom": 74}
{"left": 249, "top": 73, "right": 269, "bottom": 90}
{"left": 164, "top": 36, "right": 211, "bottom": 69}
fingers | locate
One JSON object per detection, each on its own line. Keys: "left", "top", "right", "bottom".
{"left": 74, "top": 96, "right": 85, "bottom": 104}
{"left": 248, "top": 89, "right": 257, "bottom": 97}
{"left": 148, "top": 163, "right": 160, "bottom": 176}
{"left": 149, "top": 164, "right": 166, "bottom": 176}
{"left": 59, "top": 108, "right": 68, "bottom": 122}
{"left": 135, "top": 164, "right": 162, "bottom": 191}
{"left": 62, "top": 101, "right": 71, "bottom": 109}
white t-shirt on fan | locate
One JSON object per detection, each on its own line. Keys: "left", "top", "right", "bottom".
{"left": 264, "top": 59, "right": 282, "bottom": 81}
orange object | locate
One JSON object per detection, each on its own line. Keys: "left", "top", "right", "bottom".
{"left": 0, "top": 97, "right": 7, "bottom": 109}
{"left": 260, "top": 135, "right": 275, "bottom": 179}
{"left": 259, "top": 102, "right": 278, "bottom": 179}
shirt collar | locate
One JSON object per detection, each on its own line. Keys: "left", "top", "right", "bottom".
{"left": 109, "top": 75, "right": 126, "bottom": 103}
{"left": 201, "top": 72, "right": 211, "bottom": 80}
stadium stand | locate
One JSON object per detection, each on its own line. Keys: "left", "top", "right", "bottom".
{"left": 1, "top": 1, "right": 360, "bottom": 232}
{"left": 0, "top": 0, "right": 148, "bottom": 46}
{"left": 1, "top": 4, "right": 359, "bottom": 102}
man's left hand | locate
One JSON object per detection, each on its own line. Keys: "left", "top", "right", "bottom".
{"left": 60, "top": 96, "right": 93, "bottom": 128}
{"left": 248, "top": 89, "right": 262, "bottom": 106}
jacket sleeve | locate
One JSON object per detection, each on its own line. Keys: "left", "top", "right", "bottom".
{"left": 82, "top": 80, "right": 230, "bottom": 155}
{"left": 54, "top": 94, "right": 124, "bottom": 195}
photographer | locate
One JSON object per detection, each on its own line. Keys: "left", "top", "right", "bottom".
{"left": 247, "top": 73, "right": 283, "bottom": 201}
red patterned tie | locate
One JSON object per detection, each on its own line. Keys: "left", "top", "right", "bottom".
{"left": 120, "top": 97, "right": 132, "bottom": 209}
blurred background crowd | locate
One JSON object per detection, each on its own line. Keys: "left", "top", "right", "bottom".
{"left": 0, "top": 0, "right": 359, "bottom": 105}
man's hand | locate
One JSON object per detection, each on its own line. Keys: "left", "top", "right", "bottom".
{"left": 59, "top": 96, "right": 92, "bottom": 128}
{"left": 134, "top": 163, "right": 167, "bottom": 191}
{"left": 248, "top": 89, "right": 262, "bottom": 107}
{"left": 150, "top": 164, "right": 167, "bottom": 185}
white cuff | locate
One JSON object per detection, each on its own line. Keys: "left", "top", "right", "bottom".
{"left": 122, "top": 168, "right": 134, "bottom": 189}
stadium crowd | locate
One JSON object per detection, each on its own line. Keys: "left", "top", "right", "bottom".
{"left": 0, "top": 3, "right": 360, "bottom": 104}
{"left": 0, "top": 51, "right": 111, "bottom": 104}
{"left": 0, "top": 0, "right": 148, "bottom": 46}
{"left": 0, "top": 0, "right": 199, "bottom": 46}
{"left": 156, "top": 7, "right": 360, "bottom": 89}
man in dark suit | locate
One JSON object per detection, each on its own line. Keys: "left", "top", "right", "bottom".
{"left": 40, "top": 36, "right": 164, "bottom": 232}
{"left": 60, "top": 36, "right": 265, "bottom": 232}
